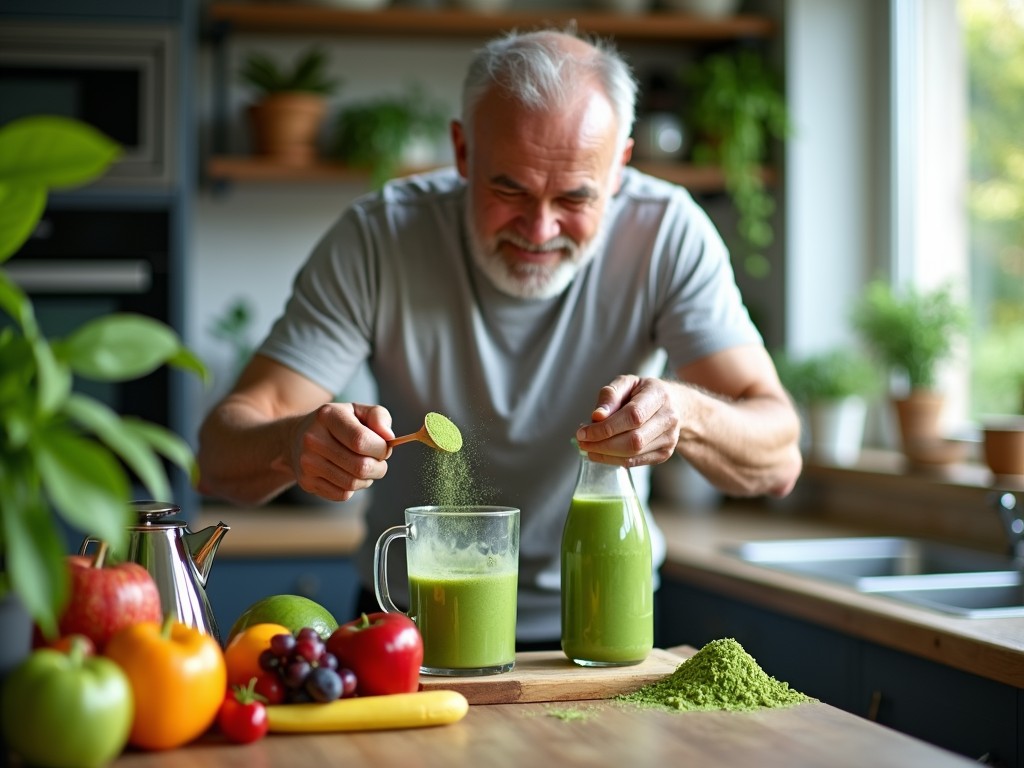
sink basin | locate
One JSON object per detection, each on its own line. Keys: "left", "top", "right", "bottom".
{"left": 863, "top": 571, "right": 1024, "bottom": 619}
{"left": 730, "top": 536, "right": 1024, "bottom": 618}
{"left": 730, "top": 537, "right": 1016, "bottom": 589}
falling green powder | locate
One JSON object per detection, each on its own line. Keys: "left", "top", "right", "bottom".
{"left": 424, "top": 411, "right": 463, "bottom": 453}
{"left": 616, "top": 638, "right": 811, "bottom": 712}
{"left": 421, "top": 424, "right": 495, "bottom": 506}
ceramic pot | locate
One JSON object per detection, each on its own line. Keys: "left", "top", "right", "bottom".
{"left": 248, "top": 93, "right": 328, "bottom": 167}
{"left": 807, "top": 396, "right": 867, "bottom": 467}
{"left": 893, "top": 389, "right": 943, "bottom": 456}
{"left": 982, "top": 417, "right": 1024, "bottom": 476}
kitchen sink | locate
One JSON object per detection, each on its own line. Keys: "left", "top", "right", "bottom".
{"left": 730, "top": 536, "right": 1024, "bottom": 618}
{"left": 862, "top": 571, "right": 1024, "bottom": 619}
{"left": 730, "top": 537, "right": 1016, "bottom": 588}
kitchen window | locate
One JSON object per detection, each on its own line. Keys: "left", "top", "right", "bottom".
{"left": 893, "top": 0, "right": 1024, "bottom": 427}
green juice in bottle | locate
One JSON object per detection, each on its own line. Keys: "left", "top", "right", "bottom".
{"left": 560, "top": 452, "right": 653, "bottom": 666}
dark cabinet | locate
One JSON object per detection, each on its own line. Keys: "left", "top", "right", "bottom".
{"left": 207, "top": 557, "right": 359, "bottom": 638}
{"left": 657, "top": 577, "right": 1021, "bottom": 766}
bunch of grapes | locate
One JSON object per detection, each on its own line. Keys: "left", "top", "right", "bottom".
{"left": 259, "top": 627, "right": 358, "bottom": 704}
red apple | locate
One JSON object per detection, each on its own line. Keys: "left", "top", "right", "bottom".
{"left": 58, "top": 547, "right": 162, "bottom": 651}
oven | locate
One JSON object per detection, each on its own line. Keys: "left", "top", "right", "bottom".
{"left": 0, "top": 20, "right": 178, "bottom": 187}
{"left": 4, "top": 207, "right": 173, "bottom": 433}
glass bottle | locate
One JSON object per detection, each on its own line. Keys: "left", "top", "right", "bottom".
{"left": 560, "top": 450, "right": 653, "bottom": 666}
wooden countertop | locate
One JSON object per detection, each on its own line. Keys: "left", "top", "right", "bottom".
{"left": 111, "top": 691, "right": 974, "bottom": 768}
{"left": 197, "top": 498, "right": 1024, "bottom": 689}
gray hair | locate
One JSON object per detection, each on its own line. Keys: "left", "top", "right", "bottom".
{"left": 461, "top": 28, "right": 638, "bottom": 155}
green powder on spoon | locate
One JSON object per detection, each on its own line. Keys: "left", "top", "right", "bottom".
{"left": 424, "top": 411, "right": 463, "bottom": 453}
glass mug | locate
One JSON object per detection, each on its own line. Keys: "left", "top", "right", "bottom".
{"left": 374, "top": 505, "right": 520, "bottom": 676}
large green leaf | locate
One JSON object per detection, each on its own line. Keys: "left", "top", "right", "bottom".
{"left": 31, "top": 335, "right": 72, "bottom": 416}
{"left": 63, "top": 394, "right": 170, "bottom": 502}
{"left": 0, "top": 269, "right": 37, "bottom": 333}
{"left": 168, "top": 346, "right": 213, "bottom": 387}
{"left": 121, "top": 417, "right": 198, "bottom": 484}
{"left": 0, "top": 182, "right": 46, "bottom": 263}
{"left": 0, "top": 116, "right": 121, "bottom": 190}
{"left": 32, "top": 428, "right": 131, "bottom": 555}
{"left": 56, "top": 313, "right": 181, "bottom": 381}
{"left": 0, "top": 459, "right": 68, "bottom": 637}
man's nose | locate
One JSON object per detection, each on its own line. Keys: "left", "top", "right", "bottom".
{"left": 519, "top": 201, "right": 560, "bottom": 244}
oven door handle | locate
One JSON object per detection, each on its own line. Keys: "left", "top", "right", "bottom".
{"left": 4, "top": 260, "right": 153, "bottom": 294}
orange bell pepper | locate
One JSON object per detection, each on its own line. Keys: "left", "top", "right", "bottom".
{"left": 105, "top": 615, "right": 226, "bottom": 751}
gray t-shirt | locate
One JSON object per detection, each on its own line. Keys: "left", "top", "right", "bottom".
{"left": 258, "top": 166, "right": 761, "bottom": 640}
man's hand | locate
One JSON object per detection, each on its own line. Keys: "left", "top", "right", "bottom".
{"left": 284, "top": 402, "right": 394, "bottom": 502}
{"left": 574, "top": 375, "right": 682, "bottom": 467}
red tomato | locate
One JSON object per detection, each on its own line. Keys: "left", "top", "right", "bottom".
{"left": 217, "top": 680, "right": 268, "bottom": 744}
{"left": 326, "top": 612, "right": 423, "bottom": 696}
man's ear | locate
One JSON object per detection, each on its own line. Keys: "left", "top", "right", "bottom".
{"left": 451, "top": 119, "right": 468, "bottom": 178}
{"left": 612, "top": 138, "right": 634, "bottom": 193}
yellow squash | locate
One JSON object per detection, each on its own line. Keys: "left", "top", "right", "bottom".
{"left": 266, "top": 690, "right": 468, "bottom": 733}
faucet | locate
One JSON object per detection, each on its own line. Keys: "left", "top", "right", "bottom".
{"left": 993, "top": 491, "right": 1023, "bottom": 564}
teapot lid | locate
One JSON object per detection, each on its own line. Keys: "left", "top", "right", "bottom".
{"left": 131, "top": 500, "right": 181, "bottom": 524}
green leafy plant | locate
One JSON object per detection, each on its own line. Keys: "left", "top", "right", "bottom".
{"left": 852, "top": 281, "right": 970, "bottom": 392}
{"left": 772, "top": 347, "right": 879, "bottom": 405}
{"left": 0, "top": 116, "right": 209, "bottom": 636}
{"left": 240, "top": 47, "right": 340, "bottom": 96}
{"left": 333, "top": 85, "right": 448, "bottom": 188}
{"left": 682, "top": 50, "right": 791, "bottom": 279}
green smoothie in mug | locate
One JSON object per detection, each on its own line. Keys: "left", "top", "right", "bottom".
{"left": 409, "top": 570, "right": 518, "bottom": 670}
{"left": 374, "top": 505, "right": 520, "bottom": 676}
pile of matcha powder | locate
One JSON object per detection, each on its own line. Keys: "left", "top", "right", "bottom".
{"left": 616, "top": 638, "right": 811, "bottom": 712}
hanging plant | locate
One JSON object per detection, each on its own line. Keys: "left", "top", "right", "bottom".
{"left": 682, "top": 50, "right": 791, "bottom": 279}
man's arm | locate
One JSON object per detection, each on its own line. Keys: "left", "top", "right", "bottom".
{"left": 575, "top": 344, "right": 802, "bottom": 498}
{"left": 197, "top": 354, "right": 393, "bottom": 506}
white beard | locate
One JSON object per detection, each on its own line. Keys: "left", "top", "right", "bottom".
{"left": 466, "top": 200, "right": 608, "bottom": 300}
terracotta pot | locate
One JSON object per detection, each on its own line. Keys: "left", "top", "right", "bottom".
{"left": 982, "top": 417, "right": 1024, "bottom": 476}
{"left": 247, "top": 92, "right": 327, "bottom": 167}
{"left": 892, "top": 390, "right": 960, "bottom": 465}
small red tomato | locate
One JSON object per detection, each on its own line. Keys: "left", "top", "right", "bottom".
{"left": 252, "top": 671, "right": 285, "bottom": 705}
{"left": 217, "top": 679, "right": 268, "bottom": 744}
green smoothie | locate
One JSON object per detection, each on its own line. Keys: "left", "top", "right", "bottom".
{"left": 409, "top": 569, "right": 518, "bottom": 671}
{"left": 561, "top": 494, "right": 653, "bottom": 665}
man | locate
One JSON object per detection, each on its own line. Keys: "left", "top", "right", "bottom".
{"left": 197, "top": 29, "right": 802, "bottom": 647}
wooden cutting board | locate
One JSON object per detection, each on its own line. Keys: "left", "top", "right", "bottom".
{"left": 418, "top": 645, "right": 694, "bottom": 705}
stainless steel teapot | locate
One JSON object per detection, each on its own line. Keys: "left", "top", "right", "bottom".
{"left": 80, "top": 501, "right": 230, "bottom": 643}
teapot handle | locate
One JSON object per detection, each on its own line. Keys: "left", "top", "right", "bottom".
{"left": 78, "top": 536, "right": 101, "bottom": 556}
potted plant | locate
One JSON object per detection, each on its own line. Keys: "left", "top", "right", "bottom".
{"left": 332, "top": 84, "right": 448, "bottom": 188}
{"left": 773, "top": 347, "right": 879, "bottom": 466}
{"left": 974, "top": 325, "right": 1024, "bottom": 476}
{"left": 241, "top": 46, "right": 340, "bottom": 167}
{"left": 852, "top": 280, "right": 970, "bottom": 464}
{"left": 0, "top": 116, "right": 208, "bottom": 669}
{"left": 681, "top": 49, "right": 791, "bottom": 280}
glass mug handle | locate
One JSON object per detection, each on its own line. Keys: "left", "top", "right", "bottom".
{"left": 373, "top": 523, "right": 414, "bottom": 615}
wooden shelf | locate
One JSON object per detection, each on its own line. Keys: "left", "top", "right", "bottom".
{"left": 206, "top": 155, "right": 772, "bottom": 192}
{"left": 206, "top": 3, "right": 776, "bottom": 41}
{"left": 204, "top": 4, "right": 778, "bottom": 193}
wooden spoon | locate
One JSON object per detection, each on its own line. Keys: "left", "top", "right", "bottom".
{"left": 387, "top": 412, "right": 463, "bottom": 453}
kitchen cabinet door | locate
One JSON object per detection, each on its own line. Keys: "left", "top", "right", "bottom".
{"left": 656, "top": 578, "right": 862, "bottom": 713}
{"left": 859, "top": 643, "right": 1019, "bottom": 766}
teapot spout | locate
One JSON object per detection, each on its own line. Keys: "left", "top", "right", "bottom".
{"left": 184, "top": 522, "right": 230, "bottom": 587}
